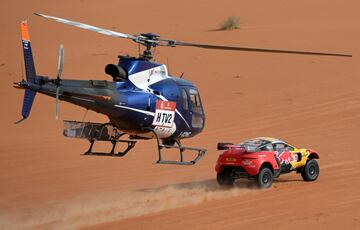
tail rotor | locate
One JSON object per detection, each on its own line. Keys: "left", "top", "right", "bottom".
{"left": 55, "top": 44, "right": 64, "bottom": 120}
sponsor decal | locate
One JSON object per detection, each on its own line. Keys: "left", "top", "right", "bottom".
{"left": 278, "top": 151, "right": 295, "bottom": 165}
{"left": 242, "top": 159, "right": 253, "bottom": 166}
{"left": 226, "top": 157, "right": 237, "bottom": 162}
{"left": 152, "top": 100, "right": 176, "bottom": 127}
{"left": 150, "top": 66, "right": 166, "bottom": 77}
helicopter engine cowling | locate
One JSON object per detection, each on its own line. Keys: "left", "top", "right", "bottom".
{"left": 105, "top": 64, "right": 127, "bottom": 82}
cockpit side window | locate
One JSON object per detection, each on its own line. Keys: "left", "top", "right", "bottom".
{"left": 182, "top": 89, "right": 188, "bottom": 110}
{"left": 188, "top": 88, "right": 203, "bottom": 114}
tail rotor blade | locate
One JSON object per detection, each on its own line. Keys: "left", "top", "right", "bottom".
{"left": 55, "top": 86, "right": 59, "bottom": 120}
{"left": 55, "top": 44, "right": 63, "bottom": 120}
{"left": 57, "top": 44, "right": 64, "bottom": 80}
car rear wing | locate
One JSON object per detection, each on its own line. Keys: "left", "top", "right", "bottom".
{"left": 217, "top": 142, "right": 248, "bottom": 151}
{"left": 217, "top": 142, "right": 234, "bottom": 150}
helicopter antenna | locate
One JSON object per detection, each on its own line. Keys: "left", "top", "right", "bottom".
{"left": 81, "top": 109, "right": 88, "bottom": 122}
{"left": 180, "top": 72, "right": 184, "bottom": 78}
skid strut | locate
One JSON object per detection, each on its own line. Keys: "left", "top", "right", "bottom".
{"left": 85, "top": 138, "right": 136, "bottom": 157}
{"left": 83, "top": 124, "right": 136, "bottom": 157}
{"left": 62, "top": 120, "right": 137, "bottom": 157}
{"left": 145, "top": 128, "right": 206, "bottom": 165}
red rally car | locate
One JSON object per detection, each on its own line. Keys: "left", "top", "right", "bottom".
{"left": 215, "top": 137, "right": 320, "bottom": 188}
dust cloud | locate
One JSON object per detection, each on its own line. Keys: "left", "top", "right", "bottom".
{"left": 0, "top": 180, "right": 254, "bottom": 230}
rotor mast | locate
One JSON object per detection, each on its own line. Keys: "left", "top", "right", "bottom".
{"left": 137, "top": 33, "right": 160, "bottom": 61}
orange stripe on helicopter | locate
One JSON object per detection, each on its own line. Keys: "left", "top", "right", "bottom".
{"left": 20, "top": 21, "right": 30, "bottom": 41}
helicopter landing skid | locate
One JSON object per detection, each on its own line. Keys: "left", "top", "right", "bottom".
{"left": 84, "top": 139, "right": 136, "bottom": 157}
{"left": 63, "top": 120, "right": 137, "bottom": 157}
{"left": 157, "top": 142, "right": 206, "bottom": 165}
{"left": 145, "top": 128, "right": 206, "bottom": 165}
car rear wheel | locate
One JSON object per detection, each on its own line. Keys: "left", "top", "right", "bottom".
{"left": 301, "top": 159, "right": 319, "bottom": 181}
{"left": 217, "top": 168, "right": 235, "bottom": 186}
{"left": 256, "top": 167, "right": 273, "bottom": 189}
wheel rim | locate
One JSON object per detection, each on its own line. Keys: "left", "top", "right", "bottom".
{"left": 263, "top": 172, "right": 270, "bottom": 184}
{"left": 309, "top": 165, "right": 316, "bottom": 176}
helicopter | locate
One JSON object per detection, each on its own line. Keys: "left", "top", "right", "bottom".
{"left": 14, "top": 13, "right": 351, "bottom": 165}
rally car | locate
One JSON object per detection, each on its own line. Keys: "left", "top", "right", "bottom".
{"left": 215, "top": 137, "right": 319, "bottom": 188}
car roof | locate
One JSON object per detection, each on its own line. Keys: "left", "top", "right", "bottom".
{"left": 255, "top": 137, "right": 283, "bottom": 143}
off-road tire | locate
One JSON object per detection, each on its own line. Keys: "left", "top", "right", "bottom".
{"left": 256, "top": 167, "right": 273, "bottom": 189}
{"left": 301, "top": 159, "right": 319, "bottom": 181}
{"left": 217, "top": 168, "right": 235, "bottom": 186}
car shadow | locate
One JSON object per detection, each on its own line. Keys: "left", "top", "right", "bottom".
{"left": 274, "top": 178, "right": 303, "bottom": 183}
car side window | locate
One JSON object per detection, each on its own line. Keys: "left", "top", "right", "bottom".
{"left": 285, "top": 145, "right": 294, "bottom": 151}
{"left": 260, "top": 143, "right": 274, "bottom": 151}
{"left": 274, "top": 143, "right": 285, "bottom": 151}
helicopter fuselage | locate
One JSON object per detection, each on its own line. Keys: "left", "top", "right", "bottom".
{"left": 29, "top": 57, "right": 205, "bottom": 141}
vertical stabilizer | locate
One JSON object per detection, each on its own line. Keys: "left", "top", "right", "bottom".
{"left": 16, "top": 21, "right": 38, "bottom": 124}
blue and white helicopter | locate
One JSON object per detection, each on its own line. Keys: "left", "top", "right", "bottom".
{"left": 14, "top": 13, "right": 351, "bottom": 165}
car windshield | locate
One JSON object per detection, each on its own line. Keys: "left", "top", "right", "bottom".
{"left": 239, "top": 139, "right": 271, "bottom": 152}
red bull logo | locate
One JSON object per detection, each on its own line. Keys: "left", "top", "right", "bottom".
{"left": 278, "top": 151, "right": 294, "bottom": 165}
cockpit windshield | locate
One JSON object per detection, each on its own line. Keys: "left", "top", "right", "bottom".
{"left": 181, "top": 88, "right": 204, "bottom": 129}
{"left": 188, "top": 88, "right": 203, "bottom": 114}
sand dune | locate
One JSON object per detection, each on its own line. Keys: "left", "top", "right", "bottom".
{"left": 0, "top": 0, "right": 359, "bottom": 229}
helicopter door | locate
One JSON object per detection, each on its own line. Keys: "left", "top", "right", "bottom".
{"left": 182, "top": 88, "right": 204, "bottom": 129}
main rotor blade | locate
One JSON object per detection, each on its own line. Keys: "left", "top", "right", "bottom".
{"left": 172, "top": 41, "right": 352, "bottom": 57}
{"left": 34, "top": 13, "right": 137, "bottom": 40}
{"left": 57, "top": 44, "right": 64, "bottom": 81}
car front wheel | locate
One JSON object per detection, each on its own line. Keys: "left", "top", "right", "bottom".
{"left": 301, "top": 159, "right": 319, "bottom": 181}
{"left": 256, "top": 167, "right": 273, "bottom": 189}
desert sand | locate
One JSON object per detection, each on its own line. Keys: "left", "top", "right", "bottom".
{"left": 0, "top": 0, "right": 359, "bottom": 229}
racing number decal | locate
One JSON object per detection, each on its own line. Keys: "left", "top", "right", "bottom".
{"left": 152, "top": 100, "right": 176, "bottom": 128}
